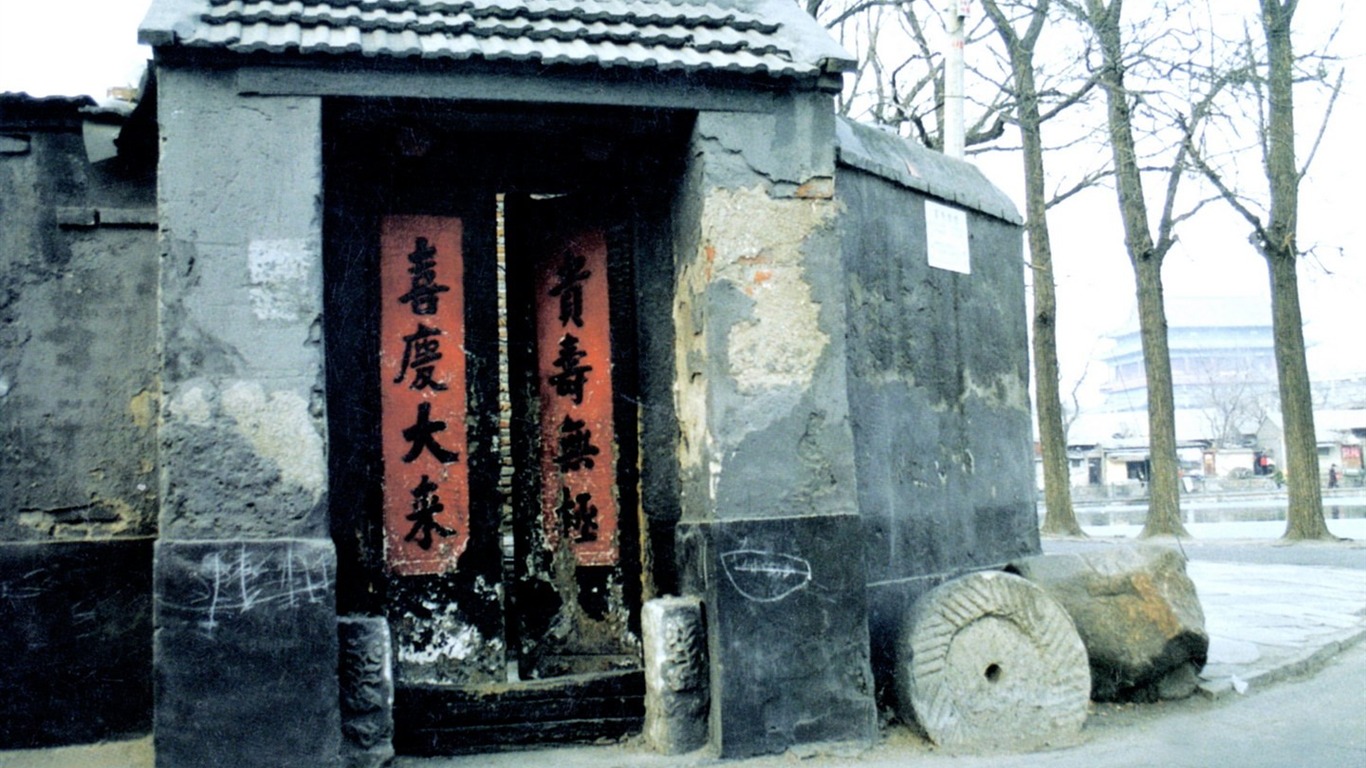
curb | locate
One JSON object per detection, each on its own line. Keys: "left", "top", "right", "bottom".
{"left": 1197, "top": 622, "right": 1366, "bottom": 699}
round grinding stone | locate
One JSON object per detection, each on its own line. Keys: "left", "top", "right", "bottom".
{"left": 896, "top": 570, "right": 1090, "bottom": 751}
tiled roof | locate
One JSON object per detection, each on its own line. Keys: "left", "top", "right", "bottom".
{"left": 139, "top": 0, "right": 852, "bottom": 81}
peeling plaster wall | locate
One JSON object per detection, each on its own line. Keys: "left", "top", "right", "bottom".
{"left": 671, "top": 93, "right": 877, "bottom": 758}
{"left": 0, "top": 116, "right": 158, "bottom": 542}
{"left": 156, "top": 66, "right": 328, "bottom": 540}
{"left": 160, "top": 379, "right": 326, "bottom": 535}
{"left": 153, "top": 64, "right": 339, "bottom": 766}
{"left": 673, "top": 94, "right": 858, "bottom": 524}
{"left": 709, "top": 185, "right": 833, "bottom": 395}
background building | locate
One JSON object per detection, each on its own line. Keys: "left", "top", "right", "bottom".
{"left": 1060, "top": 297, "right": 1364, "bottom": 492}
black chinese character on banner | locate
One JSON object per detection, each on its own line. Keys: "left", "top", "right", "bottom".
{"left": 404, "top": 475, "right": 454, "bottom": 550}
{"left": 548, "top": 333, "right": 592, "bottom": 404}
{"left": 398, "top": 237, "right": 451, "bottom": 316}
{"left": 401, "top": 402, "right": 461, "bottom": 464}
{"left": 394, "top": 323, "right": 448, "bottom": 391}
{"left": 554, "top": 415, "right": 599, "bottom": 472}
{"left": 547, "top": 250, "right": 590, "bottom": 328}
{"left": 555, "top": 487, "right": 599, "bottom": 543}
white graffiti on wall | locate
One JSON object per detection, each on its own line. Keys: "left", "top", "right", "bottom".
{"left": 185, "top": 544, "right": 332, "bottom": 634}
{"left": 720, "top": 549, "right": 813, "bottom": 603}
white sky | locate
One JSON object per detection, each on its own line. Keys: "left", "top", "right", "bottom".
{"left": 0, "top": 1, "right": 151, "bottom": 99}
{"left": 871, "top": 2, "right": 1366, "bottom": 399}
{"left": 1, "top": 0, "right": 1361, "bottom": 396}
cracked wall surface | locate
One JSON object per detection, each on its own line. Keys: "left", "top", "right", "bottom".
{"left": 836, "top": 162, "right": 1037, "bottom": 706}
{"left": 672, "top": 96, "right": 858, "bottom": 525}
{"left": 0, "top": 109, "right": 158, "bottom": 542}
{"left": 0, "top": 94, "right": 159, "bottom": 750}
{"left": 839, "top": 168, "right": 1037, "bottom": 581}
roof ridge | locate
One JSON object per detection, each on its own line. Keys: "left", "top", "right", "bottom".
{"left": 147, "top": 0, "right": 845, "bottom": 81}
{"left": 204, "top": 0, "right": 778, "bottom": 31}
{"left": 202, "top": 5, "right": 780, "bottom": 55}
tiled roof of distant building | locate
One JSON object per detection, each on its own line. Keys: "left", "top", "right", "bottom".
{"left": 139, "top": 0, "right": 853, "bottom": 82}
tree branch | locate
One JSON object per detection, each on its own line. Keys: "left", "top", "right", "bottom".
{"left": 1296, "top": 66, "right": 1344, "bottom": 182}
{"left": 817, "top": 0, "right": 907, "bottom": 30}
{"left": 1046, "top": 167, "right": 1114, "bottom": 209}
{"left": 1182, "top": 119, "right": 1268, "bottom": 240}
{"left": 1038, "top": 73, "right": 1101, "bottom": 122}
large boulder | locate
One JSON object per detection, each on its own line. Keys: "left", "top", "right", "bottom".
{"left": 1010, "top": 546, "right": 1208, "bottom": 702}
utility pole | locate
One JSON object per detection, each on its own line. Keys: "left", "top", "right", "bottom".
{"left": 944, "top": 0, "right": 970, "bottom": 158}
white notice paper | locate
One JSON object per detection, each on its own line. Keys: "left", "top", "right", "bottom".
{"left": 925, "top": 201, "right": 970, "bottom": 274}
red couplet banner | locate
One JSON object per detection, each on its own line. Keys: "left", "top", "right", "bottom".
{"left": 379, "top": 216, "right": 470, "bottom": 576}
{"left": 534, "top": 227, "right": 619, "bottom": 566}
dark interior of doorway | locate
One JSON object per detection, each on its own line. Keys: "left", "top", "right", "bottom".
{"left": 322, "top": 98, "right": 688, "bottom": 753}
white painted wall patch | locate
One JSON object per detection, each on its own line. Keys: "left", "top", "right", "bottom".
{"left": 248, "top": 238, "right": 313, "bottom": 321}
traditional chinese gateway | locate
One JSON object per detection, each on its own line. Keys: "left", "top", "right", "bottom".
{"left": 0, "top": 1, "right": 1034, "bottom": 764}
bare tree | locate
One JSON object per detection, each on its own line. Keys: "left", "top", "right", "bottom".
{"left": 981, "top": 0, "right": 1097, "bottom": 537}
{"left": 1184, "top": 0, "right": 1340, "bottom": 539}
{"left": 1191, "top": 355, "right": 1273, "bottom": 449}
{"left": 814, "top": 0, "right": 1011, "bottom": 149}
{"left": 1061, "top": 0, "right": 1232, "bottom": 538}
{"left": 1061, "top": 359, "right": 1094, "bottom": 444}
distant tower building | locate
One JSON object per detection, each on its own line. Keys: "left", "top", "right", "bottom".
{"left": 1099, "top": 297, "right": 1277, "bottom": 423}
{"left": 1070, "top": 296, "right": 1365, "bottom": 486}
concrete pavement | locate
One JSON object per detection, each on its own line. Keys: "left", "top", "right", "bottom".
{"left": 4, "top": 537, "right": 1365, "bottom": 767}
{"left": 1187, "top": 558, "right": 1366, "bottom": 697}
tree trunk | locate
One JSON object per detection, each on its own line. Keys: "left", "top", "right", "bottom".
{"left": 1034, "top": 251, "right": 1083, "bottom": 537}
{"left": 986, "top": 0, "right": 1084, "bottom": 537}
{"left": 1260, "top": 0, "right": 1329, "bottom": 539}
{"left": 1134, "top": 258, "right": 1185, "bottom": 538}
{"left": 1086, "top": 0, "right": 1187, "bottom": 538}
{"left": 1267, "top": 248, "right": 1329, "bottom": 538}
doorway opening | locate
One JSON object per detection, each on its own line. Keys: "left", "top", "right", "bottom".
{"left": 323, "top": 98, "right": 689, "bottom": 751}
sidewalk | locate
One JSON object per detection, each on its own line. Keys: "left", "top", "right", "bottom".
{"left": 5, "top": 550, "right": 1365, "bottom": 768}
{"left": 1191, "top": 559, "right": 1366, "bottom": 697}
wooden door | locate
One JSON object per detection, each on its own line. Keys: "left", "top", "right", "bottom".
{"left": 504, "top": 194, "right": 642, "bottom": 681}
{"left": 380, "top": 196, "right": 644, "bottom": 754}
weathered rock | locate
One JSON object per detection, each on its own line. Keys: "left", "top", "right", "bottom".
{"left": 896, "top": 571, "right": 1090, "bottom": 752}
{"left": 642, "top": 596, "right": 709, "bottom": 754}
{"left": 1010, "top": 545, "right": 1208, "bottom": 702}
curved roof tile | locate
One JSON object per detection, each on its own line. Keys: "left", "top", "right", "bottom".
{"left": 140, "top": 0, "right": 853, "bottom": 81}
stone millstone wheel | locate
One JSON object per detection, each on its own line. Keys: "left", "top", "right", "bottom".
{"left": 896, "top": 570, "right": 1090, "bottom": 751}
